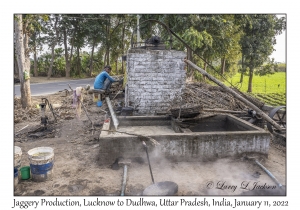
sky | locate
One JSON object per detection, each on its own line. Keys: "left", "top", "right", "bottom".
{"left": 270, "top": 32, "right": 286, "bottom": 63}
{"left": 269, "top": 15, "right": 286, "bottom": 63}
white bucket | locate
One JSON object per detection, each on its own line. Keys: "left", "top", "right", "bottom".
{"left": 27, "top": 147, "right": 54, "bottom": 182}
{"left": 14, "top": 146, "right": 22, "bottom": 176}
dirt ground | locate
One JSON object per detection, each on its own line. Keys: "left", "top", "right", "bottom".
{"left": 13, "top": 77, "right": 286, "bottom": 196}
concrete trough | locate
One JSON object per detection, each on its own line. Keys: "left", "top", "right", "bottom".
{"left": 99, "top": 114, "right": 270, "bottom": 164}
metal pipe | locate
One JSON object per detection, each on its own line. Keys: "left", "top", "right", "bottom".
{"left": 255, "top": 160, "right": 282, "bottom": 188}
{"left": 143, "top": 141, "right": 155, "bottom": 184}
{"left": 105, "top": 97, "right": 119, "bottom": 130}
{"left": 16, "top": 124, "right": 29, "bottom": 133}
{"left": 120, "top": 165, "right": 128, "bottom": 196}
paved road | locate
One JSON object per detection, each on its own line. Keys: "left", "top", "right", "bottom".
{"left": 14, "top": 78, "right": 95, "bottom": 97}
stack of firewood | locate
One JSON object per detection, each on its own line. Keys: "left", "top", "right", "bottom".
{"left": 168, "top": 82, "right": 250, "bottom": 117}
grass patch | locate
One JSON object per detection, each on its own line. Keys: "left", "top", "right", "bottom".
{"left": 253, "top": 93, "right": 286, "bottom": 107}
{"left": 224, "top": 72, "right": 286, "bottom": 106}
{"left": 225, "top": 72, "right": 286, "bottom": 94}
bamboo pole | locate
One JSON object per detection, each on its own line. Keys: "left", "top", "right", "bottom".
{"left": 184, "top": 59, "right": 283, "bottom": 132}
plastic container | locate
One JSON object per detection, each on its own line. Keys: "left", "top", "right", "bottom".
{"left": 14, "top": 168, "right": 19, "bottom": 187}
{"left": 97, "top": 101, "right": 103, "bottom": 107}
{"left": 14, "top": 146, "right": 22, "bottom": 179}
{"left": 27, "top": 147, "right": 54, "bottom": 182}
{"left": 20, "top": 166, "right": 30, "bottom": 180}
{"left": 93, "top": 93, "right": 101, "bottom": 102}
{"left": 14, "top": 146, "right": 22, "bottom": 169}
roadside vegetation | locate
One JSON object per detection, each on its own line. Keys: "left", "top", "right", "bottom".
{"left": 14, "top": 14, "right": 286, "bottom": 108}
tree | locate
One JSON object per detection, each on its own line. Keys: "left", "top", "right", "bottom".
{"left": 47, "top": 15, "right": 60, "bottom": 79}
{"left": 238, "top": 14, "right": 285, "bottom": 92}
{"left": 21, "top": 14, "right": 48, "bottom": 78}
{"left": 109, "top": 14, "right": 136, "bottom": 74}
{"left": 28, "top": 15, "right": 47, "bottom": 77}
{"left": 71, "top": 15, "right": 86, "bottom": 76}
{"left": 83, "top": 14, "right": 107, "bottom": 76}
{"left": 32, "top": 31, "right": 38, "bottom": 77}
{"left": 26, "top": 14, "right": 286, "bottom": 85}
{"left": 190, "top": 15, "right": 241, "bottom": 79}
{"left": 60, "top": 15, "right": 75, "bottom": 78}
{"left": 181, "top": 27, "right": 213, "bottom": 80}
{"left": 255, "top": 58, "right": 279, "bottom": 76}
{"left": 155, "top": 15, "right": 240, "bottom": 80}
{"left": 14, "top": 14, "right": 31, "bottom": 108}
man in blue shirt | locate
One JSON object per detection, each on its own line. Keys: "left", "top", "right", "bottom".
{"left": 94, "top": 65, "right": 117, "bottom": 91}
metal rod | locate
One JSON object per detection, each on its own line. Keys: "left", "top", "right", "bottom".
{"left": 42, "top": 98, "right": 57, "bottom": 122}
{"left": 16, "top": 124, "right": 29, "bottom": 133}
{"left": 80, "top": 101, "right": 95, "bottom": 133}
{"left": 143, "top": 141, "right": 155, "bottom": 184}
{"left": 105, "top": 97, "right": 119, "bottom": 130}
{"left": 120, "top": 165, "right": 128, "bottom": 196}
{"left": 255, "top": 160, "right": 282, "bottom": 188}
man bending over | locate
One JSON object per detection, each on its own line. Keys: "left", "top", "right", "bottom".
{"left": 94, "top": 65, "right": 118, "bottom": 91}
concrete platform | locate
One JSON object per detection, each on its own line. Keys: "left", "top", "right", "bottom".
{"left": 99, "top": 114, "right": 270, "bottom": 164}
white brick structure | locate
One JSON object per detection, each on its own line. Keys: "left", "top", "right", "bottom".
{"left": 125, "top": 49, "right": 186, "bottom": 115}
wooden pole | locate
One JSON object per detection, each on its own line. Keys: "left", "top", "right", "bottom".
{"left": 202, "top": 108, "right": 246, "bottom": 114}
{"left": 184, "top": 59, "right": 283, "bottom": 132}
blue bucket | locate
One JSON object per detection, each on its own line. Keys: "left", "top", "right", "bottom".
{"left": 14, "top": 146, "right": 22, "bottom": 176}
{"left": 27, "top": 147, "right": 54, "bottom": 182}
{"left": 97, "top": 101, "right": 103, "bottom": 107}
{"left": 14, "top": 168, "right": 18, "bottom": 178}
{"left": 14, "top": 168, "right": 18, "bottom": 187}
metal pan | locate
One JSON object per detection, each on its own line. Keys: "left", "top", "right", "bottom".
{"left": 143, "top": 181, "right": 178, "bottom": 196}
{"left": 142, "top": 141, "right": 178, "bottom": 196}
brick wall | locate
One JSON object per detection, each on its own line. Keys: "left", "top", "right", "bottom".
{"left": 125, "top": 49, "right": 186, "bottom": 115}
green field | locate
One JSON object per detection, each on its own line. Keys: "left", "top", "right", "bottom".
{"left": 224, "top": 72, "right": 286, "bottom": 107}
